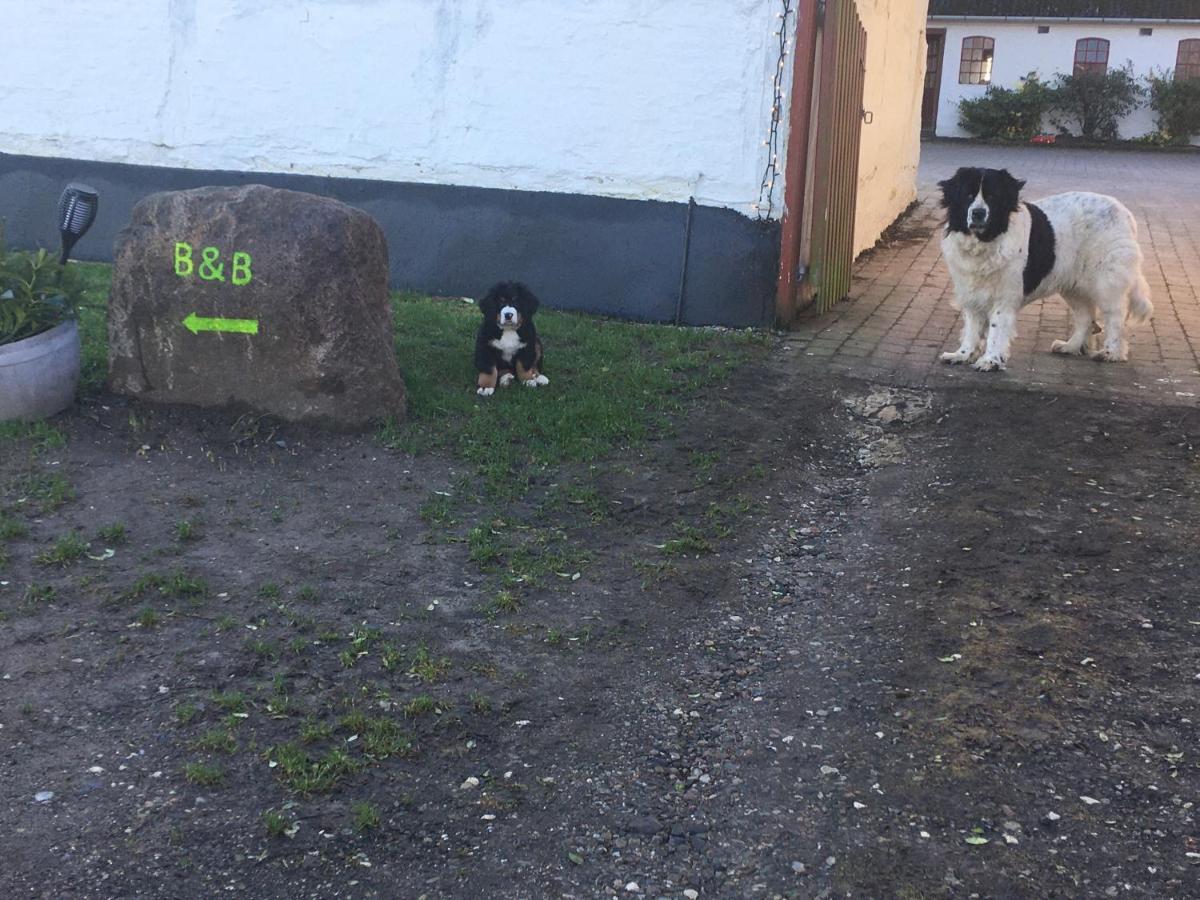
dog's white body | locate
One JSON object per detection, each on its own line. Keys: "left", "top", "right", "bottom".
{"left": 941, "top": 191, "right": 1152, "bottom": 371}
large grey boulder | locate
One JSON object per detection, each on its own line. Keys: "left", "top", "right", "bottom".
{"left": 108, "top": 184, "right": 405, "bottom": 427}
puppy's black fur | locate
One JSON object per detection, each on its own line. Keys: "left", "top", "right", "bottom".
{"left": 938, "top": 166, "right": 1024, "bottom": 243}
{"left": 474, "top": 281, "right": 545, "bottom": 386}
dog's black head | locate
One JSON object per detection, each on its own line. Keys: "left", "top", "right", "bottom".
{"left": 938, "top": 167, "right": 1025, "bottom": 242}
{"left": 479, "top": 281, "right": 539, "bottom": 330}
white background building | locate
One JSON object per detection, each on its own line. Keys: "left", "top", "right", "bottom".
{"left": 925, "top": 0, "right": 1200, "bottom": 143}
{"left": 1, "top": 1, "right": 929, "bottom": 326}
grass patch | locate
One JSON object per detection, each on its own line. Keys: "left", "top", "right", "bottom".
{"left": 268, "top": 743, "right": 360, "bottom": 795}
{"left": 194, "top": 728, "right": 238, "bottom": 754}
{"left": 404, "top": 695, "right": 440, "bottom": 717}
{"left": 467, "top": 519, "right": 590, "bottom": 593}
{"left": 96, "top": 522, "right": 128, "bottom": 544}
{"left": 21, "top": 472, "right": 75, "bottom": 511}
{"left": 420, "top": 493, "right": 455, "bottom": 525}
{"left": 378, "top": 292, "right": 759, "bottom": 498}
{"left": 183, "top": 761, "right": 225, "bottom": 786}
{"left": 34, "top": 531, "right": 88, "bottom": 567}
{"left": 134, "top": 607, "right": 161, "bottom": 628}
{"left": 121, "top": 569, "right": 208, "bottom": 603}
{"left": 299, "top": 718, "right": 333, "bottom": 744}
{"left": 632, "top": 558, "right": 679, "bottom": 589}
{"left": 211, "top": 690, "right": 247, "bottom": 713}
{"left": 487, "top": 589, "right": 522, "bottom": 616}
{"left": 262, "top": 809, "right": 294, "bottom": 837}
{"left": 408, "top": 643, "right": 451, "bottom": 684}
{"left": 21, "top": 583, "right": 56, "bottom": 609}
{"left": 0, "top": 420, "right": 66, "bottom": 455}
{"left": 662, "top": 524, "right": 715, "bottom": 557}
{"left": 352, "top": 801, "right": 381, "bottom": 831}
{"left": 0, "top": 512, "right": 29, "bottom": 540}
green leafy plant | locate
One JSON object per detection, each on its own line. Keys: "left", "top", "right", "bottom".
{"left": 957, "top": 73, "right": 1053, "bottom": 141}
{"left": 1049, "top": 66, "right": 1145, "bottom": 141}
{"left": 1145, "top": 70, "right": 1200, "bottom": 145}
{"left": 0, "top": 241, "right": 84, "bottom": 346}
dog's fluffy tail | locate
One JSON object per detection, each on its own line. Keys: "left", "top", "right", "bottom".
{"left": 1129, "top": 273, "right": 1154, "bottom": 324}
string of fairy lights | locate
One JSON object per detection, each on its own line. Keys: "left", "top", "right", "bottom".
{"left": 754, "top": 0, "right": 794, "bottom": 220}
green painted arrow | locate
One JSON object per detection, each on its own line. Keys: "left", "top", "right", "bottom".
{"left": 183, "top": 312, "right": 259, "bottom": 336}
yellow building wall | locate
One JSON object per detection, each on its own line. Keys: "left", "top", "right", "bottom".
{"left": 853, "top": 0, "right": 929, "bottom": 255}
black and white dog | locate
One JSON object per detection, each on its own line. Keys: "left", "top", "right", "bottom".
{"left": 474, "top": 281, "right": 549, "bottom": 396}
{"left": 938, "top": 167, "right": 1152, "bottom": 371}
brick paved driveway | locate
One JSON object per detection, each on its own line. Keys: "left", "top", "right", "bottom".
{"left": 790, "top": 143, "right": 1200, "bottom": 401}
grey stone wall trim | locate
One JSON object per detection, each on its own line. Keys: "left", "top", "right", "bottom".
{"left": 1, "top": 152, "right": 780, "bottom": 328}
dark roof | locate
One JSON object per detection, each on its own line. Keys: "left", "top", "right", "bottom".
{"left": 929, "top": 1, "right": 1200, "bottom": 19}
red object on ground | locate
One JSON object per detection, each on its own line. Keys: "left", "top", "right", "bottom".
{"left": 1031, "top": 134, "right": 1057, "bottom": 145}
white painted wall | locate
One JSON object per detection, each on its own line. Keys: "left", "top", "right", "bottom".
{"left": 855, "top": 0, "right": 928, "bottom": 255}
{"left": 0, "top": 0, "right": 789, "bottom": 217}
{"left": 929, "top": 19, "right": 1200, "bottom": 143}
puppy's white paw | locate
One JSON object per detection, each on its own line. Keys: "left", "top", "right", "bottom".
{"left": 940, "top": 350, "right": 972, "bottom": 365}
{"left": 476, "top": 387, "right": 495, "bottom": 397}
{"left": 533, "top": 374, "right": 549, "bottom": 386}
{"left": 1051, "top": 339, "right": 1085, "bottom": 356}
{"left": 499, "top": 373, "right": 515, "bottom": 387}
{"left": 523, "top": 377, "right": 540, "bottom": 388}
{"left": 1091, "top": 347, "right": 1127, "bottom": 363}
{"left": 972, "top": 355, "right": 1005, "bottom": 372}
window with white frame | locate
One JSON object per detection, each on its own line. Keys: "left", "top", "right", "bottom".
{"left": 1074, "top": 38, "right": 1110, "bottom": 75}
{"left": 959, "top": 36, "right": 995, "bottom": 85}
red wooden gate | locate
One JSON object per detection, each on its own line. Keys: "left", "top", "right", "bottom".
{"left": 776, "top": 0, "right": 869, "bottom": 322}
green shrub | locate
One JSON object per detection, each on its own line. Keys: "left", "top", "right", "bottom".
{"left": 958, "top": 73, "right": 1053, "bottom": 141}
{"left": 1049, "top": 66, "right": 1145, "bottom": 141}
{"left": 1145, "top": 71, "right": 1200, "bottom": 144}
{"left": 0, "top": 237, "right": 85, "bottom": 346}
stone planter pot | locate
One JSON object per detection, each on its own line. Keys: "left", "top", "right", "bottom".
{"left": 0, "top": 320, "right": 81, "bottom": 421}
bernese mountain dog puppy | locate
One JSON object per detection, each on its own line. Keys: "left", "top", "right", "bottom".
{"left": 474, "top": 281, "right": 549, "bottom": 396}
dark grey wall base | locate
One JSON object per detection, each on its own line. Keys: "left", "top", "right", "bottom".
{"left": 1, "top": 152, "right": 780, "bottom": 327}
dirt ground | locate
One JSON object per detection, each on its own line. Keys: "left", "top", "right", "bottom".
{"left": 2, "top": 343, "right": 1198, "bottom": 899}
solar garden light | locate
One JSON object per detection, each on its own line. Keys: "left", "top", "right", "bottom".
{"left": 57, "top": 182, "right": 99, "bottom": 265}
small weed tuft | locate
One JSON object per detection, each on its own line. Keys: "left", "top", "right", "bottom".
{"left": 34, "top": 531, "right": 88, "bottom": 567}
{"left": 262, "top": 809, "right": 293, "bottom": 837}
{"left": 175, "top": 701, "right": 199, "bottom": 725}
{"left": 23, "top": 472, "right": 75, "bottom": 511}
{"left": 183, "top": 761, "right": 225, "bottom": 786}
{"left": 97, "top": 522, "right": 128, "bottom": 544}
{"left": 662, "top": 524, "right": 714, "bottom": 557}
{"left": 404, "top": 695, "right": 439, "bottom": 717}
{"left": 488, "top": 589, "right": 522, "bottom": 616}
{"left": 211, "top": 690, "right": 247, "bottom": 713}
{"left": 0, "top": 513, "right": 29, "bottom": 541}
{"left": 194, "top": 728, "right": 238, "bottom": 754}
{"left": 352, "top": 801, "right": 381, "bottom": 831}
{"left": 408, "top": 643, "right": 451, "bottom": 684}
{"left": 268, "top": 743, "right": 359, "bottom": 795}
{"left": 299, "top": 718, "right": 333, "bottom": 744}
